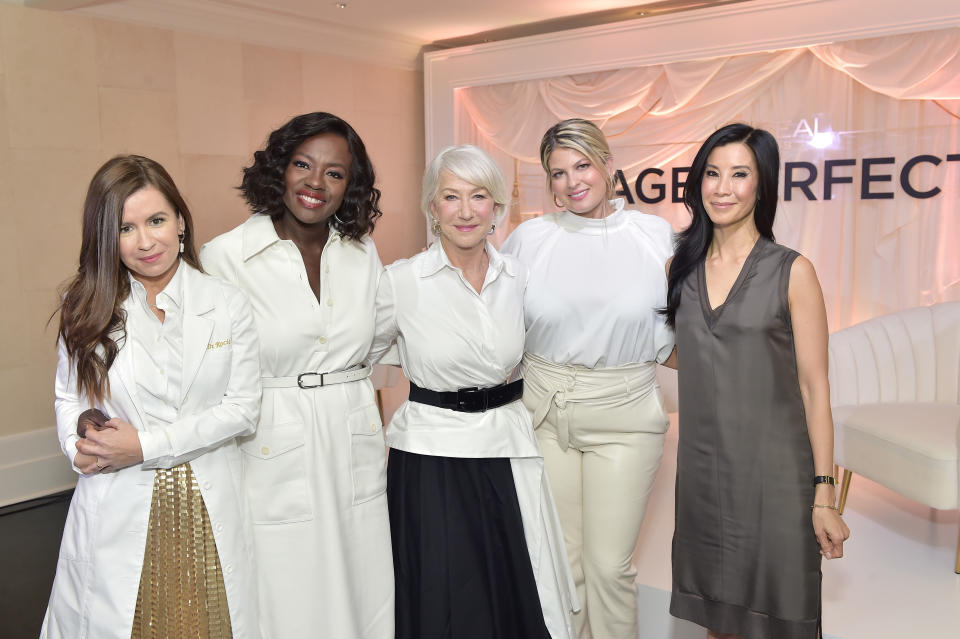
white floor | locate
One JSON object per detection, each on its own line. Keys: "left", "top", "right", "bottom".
{"left": 631, "top": 413, "right": 960, "bottom": 639}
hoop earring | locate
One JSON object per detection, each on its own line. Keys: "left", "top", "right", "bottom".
{"left": 553, "top": 194, "right": 565, "bottom": 209}
{"left": 333, "top": 212, "right": 347, "bottom": 226}
{"left": 178, "top": 232, "right": 185, "bottom": 254}
{"left": 431, "top": 218, "right": 441, "bottom": 236}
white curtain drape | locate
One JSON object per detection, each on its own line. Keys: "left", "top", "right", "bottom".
{"left": 456, "top": 28, "right": 960, "bottom": 328}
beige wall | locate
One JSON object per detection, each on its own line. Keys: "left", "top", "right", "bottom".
{"left": 0, "top": 4, "right": 424, "bottom": 438}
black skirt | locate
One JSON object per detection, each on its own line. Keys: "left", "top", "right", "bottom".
{"left": 388, "top": 448, "right": 551, "bottom": 639}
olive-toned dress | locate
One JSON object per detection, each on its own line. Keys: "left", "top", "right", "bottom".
{"left": 670, "top": 237, "right": 821, "bottom": 639}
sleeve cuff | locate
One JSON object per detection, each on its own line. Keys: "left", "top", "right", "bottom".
{"left": 138, "top": 429, "right": 171, "bottom": 465}
{"left": 64, "top": 436, "right": 82, "bottom": 473}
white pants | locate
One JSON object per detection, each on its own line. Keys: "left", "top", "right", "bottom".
{"left": 521, "top": 353, "right": 669, "bottom": 639}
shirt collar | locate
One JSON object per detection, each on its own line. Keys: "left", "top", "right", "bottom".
{"left": 128, "top": 258, "right": 185, "bottom": 312}
{"left": 416, "top": 239, "right": 517, "bottom": 278}
{"left": 241, "top": 213, "right": 341, "bottom": 261}
{"left": 241, "top": 213, "right": 281, "bottom": 261}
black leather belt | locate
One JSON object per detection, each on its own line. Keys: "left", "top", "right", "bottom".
{"left": 408, "top": 380, "right": 524, "bottom": 413}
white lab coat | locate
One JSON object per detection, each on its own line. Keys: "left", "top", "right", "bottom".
{"left": 40, "top": 264, "right": 264, "bottom": 639}
{"left": 200, "top": 214, "right": 394, "bottom": 639}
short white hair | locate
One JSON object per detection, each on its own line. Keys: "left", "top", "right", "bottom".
{"left": 421, "top": 145, "right": 510, "bottom": 224}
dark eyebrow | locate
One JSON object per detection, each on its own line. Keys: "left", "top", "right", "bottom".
{"left": 704, "top": 163, "right": 752, "bottom": 170}
{"left": 292, "top": 152, "right": 348, "bottom": 171}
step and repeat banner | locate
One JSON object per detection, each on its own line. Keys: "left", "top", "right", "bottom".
{"left": 455, "top": 28, "right": 960, "bottom": 330}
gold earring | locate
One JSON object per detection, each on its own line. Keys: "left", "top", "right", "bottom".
{"left": 553, "top": 194, "right": 564, "bottom": 209}
{"left": 431, "top": 218, "right": 441, "bottom": 236}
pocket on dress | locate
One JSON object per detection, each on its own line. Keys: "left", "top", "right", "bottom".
{"left": 348, "top": 404, "right": 387, "bottom": 505}
{"left": 239, "top": 422, "right": 313, "bottom": 523}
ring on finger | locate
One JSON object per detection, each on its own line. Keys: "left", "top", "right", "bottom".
{"left": 95, "top": 458, "right": 104, "bottom": 471}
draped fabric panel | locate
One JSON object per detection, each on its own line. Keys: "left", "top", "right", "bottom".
{"left": 456, "top": 28, "right": 960, "bottom": 328}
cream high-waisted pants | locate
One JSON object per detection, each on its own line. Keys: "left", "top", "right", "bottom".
{"left": 521, "top": 352, "right": 669, "bottom": 639}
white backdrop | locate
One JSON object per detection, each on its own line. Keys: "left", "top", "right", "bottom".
{"left": 454, "top": 28, "right": 960, "bottom": 330}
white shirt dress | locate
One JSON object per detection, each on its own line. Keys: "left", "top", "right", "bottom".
{"left": 201, "top": 214, "right": 394, "bottom": 639}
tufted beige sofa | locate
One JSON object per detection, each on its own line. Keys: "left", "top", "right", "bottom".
{"left": 828, "top": 302, "right": 960, "bottom": 573}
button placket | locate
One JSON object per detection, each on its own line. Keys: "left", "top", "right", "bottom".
{"left": 316, "top": 253, "right": 333, "bottom": 351}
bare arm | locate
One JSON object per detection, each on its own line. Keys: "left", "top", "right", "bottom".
{"left": 660, "top": 256, "right": 678, "bottom": 369}
{"left": 788, "top": 256, "right": 850, "bottom": 558}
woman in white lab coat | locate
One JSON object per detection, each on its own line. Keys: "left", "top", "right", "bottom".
{"left": 201, "top": 112, "right": 393, "bottom": 639}
{"left": 42, "top": 155, "right": 262, "bottom": 639}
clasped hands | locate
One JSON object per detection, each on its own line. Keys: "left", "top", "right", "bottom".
{"left": 73, "top": 408, "right": 144, "bottom": 474}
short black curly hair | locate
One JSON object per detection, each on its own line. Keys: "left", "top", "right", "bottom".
{"left": 240, "top": 112, "right": 382, "bottom": 241}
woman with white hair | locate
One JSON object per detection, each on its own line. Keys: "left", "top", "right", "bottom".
{"left": 369, "top": 144, "right": 577, "bottom": 639}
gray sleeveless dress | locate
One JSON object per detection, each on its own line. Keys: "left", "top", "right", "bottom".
{"left": 669, "top": 237, "right": 821, "bottom": 639}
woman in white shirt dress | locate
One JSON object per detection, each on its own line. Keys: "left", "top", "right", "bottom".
{"left": 201, "top": 112, "right": 393, "bottom": 639}
{"left": 42, "top": 155, "right": 262, "bottom": 639}
{"left": 501, "top": 119, "right": 675, "bottom": 639}
{"left": 370, "top": 145, "right": 577, "bottom": 639}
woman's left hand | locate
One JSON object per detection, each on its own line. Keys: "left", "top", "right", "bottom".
{"left": 75, "top": 418, "right": 144, "bottom": 473}
{"left": 812, "top": 507, "right": 850, "bottom": 559}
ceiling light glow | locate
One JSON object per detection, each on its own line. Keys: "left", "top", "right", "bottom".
{"left": 809, "top": 131, "right": 835, "bottom": 149}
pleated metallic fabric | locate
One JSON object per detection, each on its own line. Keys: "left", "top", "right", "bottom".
{"left": 131, "top": 463, "right": 232, "bottom": 639}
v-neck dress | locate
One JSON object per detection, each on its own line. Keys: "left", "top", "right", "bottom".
{"left": 670, "top": 237, "right": 821, "bottom": 639}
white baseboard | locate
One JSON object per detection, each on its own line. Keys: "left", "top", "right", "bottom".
{"left": 0, "top": 428, "right": 78, "bottom": 508}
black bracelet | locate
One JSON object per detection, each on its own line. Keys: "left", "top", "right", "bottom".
{"left": 814, "top": 475, "right": 836, "bottom": 486}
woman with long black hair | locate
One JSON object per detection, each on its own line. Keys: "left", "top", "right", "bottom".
{"left": 665, "top": 123, "right": 849, "bottom": 639}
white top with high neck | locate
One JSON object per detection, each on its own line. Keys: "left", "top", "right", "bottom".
{"left": 501, "top": 198, "right": 675, "bottom": 369}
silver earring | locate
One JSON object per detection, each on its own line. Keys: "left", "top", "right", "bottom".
{"left": 488, "top": 224, "right": 496, "bottom": 235}
{"left": 178, "top": 232, "right": 185, "bottom": 254}
{"left": 431, "top": 218, "right": 441, "bottom": 236}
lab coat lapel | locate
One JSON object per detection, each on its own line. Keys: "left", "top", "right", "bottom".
{"left": 180, "top": 267, "right": 215, "bottom": 404}
{"left": 110, "top": 338, "right": 148, "bottom": 428}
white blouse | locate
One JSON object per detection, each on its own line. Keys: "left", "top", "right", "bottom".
{"left": 128, "top": 266, "right": 183, "bottom": 429}
{"left": 369, "top": 240, "right": 541, "bottom": 460}
{"left": 501, "top": 198, "right": 675, "bottom": 369}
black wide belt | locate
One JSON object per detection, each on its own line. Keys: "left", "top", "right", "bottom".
{"left": 408, "top": 379, "right": 524, "bottom": 413}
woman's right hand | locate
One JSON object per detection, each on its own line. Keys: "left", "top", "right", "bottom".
{"left": 76, "top": 418, "right": 144, "bottom": 472}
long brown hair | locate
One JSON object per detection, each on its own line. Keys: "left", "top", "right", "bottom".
{"left": 57, "top": 155, "right": 201, "bottom": 403}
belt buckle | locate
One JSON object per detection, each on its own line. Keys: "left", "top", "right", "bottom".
{"left": 456, "top": 387, "right": 487, "bottom": 412}
{"left": 297, "top": 372, "right": 325, "bottom": 389}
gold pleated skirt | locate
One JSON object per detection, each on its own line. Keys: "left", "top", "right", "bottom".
{"left": 131, "top": 463, "right": 233, "bottom": 639}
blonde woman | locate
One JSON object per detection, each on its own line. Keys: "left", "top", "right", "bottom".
{"left": 502, "top": 119, "right": 675, "bottom": 639}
